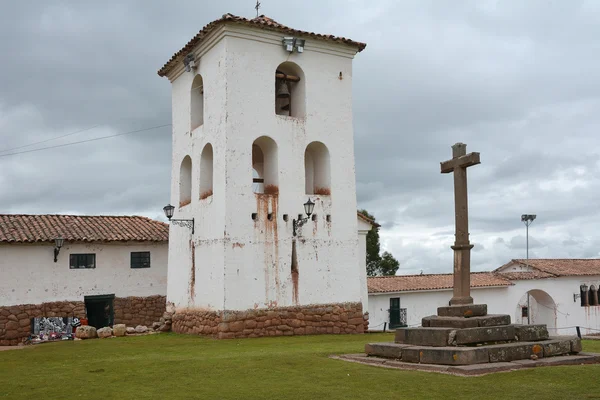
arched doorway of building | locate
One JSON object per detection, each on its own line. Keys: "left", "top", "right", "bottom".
{"left": 515, "top": 289, "right": 557, "bottom": 333}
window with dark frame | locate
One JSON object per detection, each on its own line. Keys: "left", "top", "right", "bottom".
{"left": 69, "top": 254, "right": 96, "bottom": 269}
{"left": 521, "top": 306, "right": 528, "bottom": 318}
{"left": 131, "top": 252, "right": 151, "bottom": 269}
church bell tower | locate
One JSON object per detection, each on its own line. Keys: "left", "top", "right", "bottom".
{"left": 158, "top": 13, "right": 367, "bottom": 338}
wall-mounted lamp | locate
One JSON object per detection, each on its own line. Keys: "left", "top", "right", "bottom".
{"left": 163, "top": 204, "right": 195, "bottom": 234}
{"left": 574, "top": 283, "right": 589, "bottom": 302}
{"left": 54, "top": 237, "right": 64, "bottom": 263}
{"left": 292, "top": 198, "right": 315, "bottom": 236}
{"left": 282, "top": 37, "right": 305, "bottom": 53}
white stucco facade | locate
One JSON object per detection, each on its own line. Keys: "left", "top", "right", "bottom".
{"left": 368, "top": 275, "right": 600, "bottom": 336}
{"left": 0, "top": 242, "right": 168, "bottom": 307}
{"left": 165, "top": 23, "right": 366, "bottom": 312}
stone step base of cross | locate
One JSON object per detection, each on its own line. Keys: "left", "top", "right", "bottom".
{"left": 365, "top": 336, "right": 582, "bottom": 366}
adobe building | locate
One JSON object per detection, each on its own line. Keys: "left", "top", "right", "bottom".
{"left": 368, "top": 259, "right": 600, "bottom": 336}
{"left": 0, "top": 214, "right": 168, "bottom": 345}
{"left": 158, "top": 14, "right": 371, "bottom": 338}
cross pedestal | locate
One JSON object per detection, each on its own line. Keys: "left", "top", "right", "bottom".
{"left": 440, "top": 143, "right": 480, "bottom": 306}
{"left": 361, "top": 143, "right": 586, "bottom": 370}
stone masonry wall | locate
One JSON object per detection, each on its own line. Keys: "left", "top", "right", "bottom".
{"left": 0, "top": 295, "right": 166, "bottom": 345}
{"left": 0, "top": 301, "right": 86, "bottom": 346}
{"left": 113, "top": 295, "right": 166, "bottom": 327}
{"left": 172, "top": 302, "right": 366, "bottom": 339}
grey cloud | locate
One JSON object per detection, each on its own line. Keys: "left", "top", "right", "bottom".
{"left": 2, "top": 1, "right": 600, "bottom": 274}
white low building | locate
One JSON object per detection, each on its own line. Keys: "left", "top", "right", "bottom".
{"left": 0, "top": 214, "right": 169, "bottom": 345}
{"left": 368, "top": 259, "right": 600, "bottom": 336}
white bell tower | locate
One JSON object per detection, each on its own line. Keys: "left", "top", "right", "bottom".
{"left": 159, "top": 14, "right": 368, "bottom": 338}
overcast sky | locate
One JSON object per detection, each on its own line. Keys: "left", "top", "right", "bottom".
{"left": 2, "top": 1, "right": 600, "bottom": 274}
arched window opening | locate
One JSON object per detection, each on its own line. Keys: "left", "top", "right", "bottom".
{"left": 590, "top": 285, "right": 599, "bottom": 306}
{"left": 179, "top": 156, "right": 192, "bottom": 207}
{"left": 252, "top": 136, "right": 278, "bottom": 194}
{"left": 191, "top": 74, "right": 204, "bottom": 130}
{"left": 304, "top": 141, "right": 331, "bottom": 195}
{"left": 199, "top": 143, "right": 213, "bottom": 200}
{"left": 275, "top": 62, "right": 305, "bottom": 118}
{"left": 581, "top": 284, "right": 589, "bottom": 307}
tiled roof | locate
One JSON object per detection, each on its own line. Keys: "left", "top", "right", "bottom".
{"left": 357, "top": 211, "right": 380, "bottom": 228}
{"left": 158, "top": 14, "right": 367, "bottom": 77}
{"left": 496, "top": 259, "right": 600, "bottom": 278}
{"left": 494, "top": 271, "right": 555, "bottom": 280}
{"left": 368, "top": 272, "right": 513, "bottom": 294}
{"left": 0, "top": 214, "right": 169, "bottom": 244}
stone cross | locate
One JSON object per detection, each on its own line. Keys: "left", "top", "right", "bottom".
{"left": 440, "top": 143, "right": 480, "bottom": 305}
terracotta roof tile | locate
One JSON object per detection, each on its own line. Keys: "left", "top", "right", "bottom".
{"left": 357, "top": 211, "right": 380, "bottom": 227}
{"left": 494, "top": 271, "right": 556, "bottom": 280}
{"left": 158, "top": 13, "right": 366, "bottom": 77}
{"left": 497, "top": 259, "right": 600, "bottom": 278}
{"left": 367, "top": 272, "right": 512, "bottom": 294}
{"left": 0, "top": 215, "right": 169, "bottom": 244}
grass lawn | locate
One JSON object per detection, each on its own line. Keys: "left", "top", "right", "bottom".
{"left": 1, "top": 333, "right": 600, "bottom": 399}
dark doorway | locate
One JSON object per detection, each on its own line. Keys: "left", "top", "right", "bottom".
{"left": 389, "top": 297, "right": 407, "bottom": 329}
{"left": 84, "top": 294, "right": 115, "bottom": 329}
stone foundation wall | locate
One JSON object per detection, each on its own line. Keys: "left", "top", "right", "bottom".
{"left": 0, "top": 301, "right": 86, "bottom": 346}
{"left": 172, "top": 302, "right": 366, "bottom": 339}
{"left": 0, "top": 295, "right": 166, "bottom": 345}
{"left": 113, "top": 295, "right": 166, "bottom": 327}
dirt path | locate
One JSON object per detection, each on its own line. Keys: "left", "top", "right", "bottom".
{"left": 0, "top": 346, "right": 24, "bottom": 351}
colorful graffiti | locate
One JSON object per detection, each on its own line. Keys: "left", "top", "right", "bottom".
{"left": 31, "top": 317, "right": 78, "bottom": 341}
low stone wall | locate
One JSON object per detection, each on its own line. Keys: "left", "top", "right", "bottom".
{"left": 0, "top": 301, "right": 86, "bottom": 346}
{"left": 172, "top": 302, "right": 366, "bottom": 339}
{"left": 0, "top": 295, "right": 167, "bottom": 345}
{"left": 113, "top": 295, "right": 166, "bottom": 327}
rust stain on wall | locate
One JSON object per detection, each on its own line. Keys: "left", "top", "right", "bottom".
{"left": 291, "top": 239, "right": 299, "bottom": 305}
{"left": 256, "top": 193, "right": 280, "bottom": 305}
{"left": 232, "top": 242, "right": 245, "bottom": 249}
{"left": 189, "top": 240, "right": 196, "bottom": 304}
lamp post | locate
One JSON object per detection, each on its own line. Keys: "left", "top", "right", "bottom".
{"left": 521, "top": 214, "right": 536, "bottom": 324}
{"left": 292, "top": 199, "right": 315, "bottom": 237}
{"left": 53, "top": 237, "right": 64, "bottom": 262}
{"left": 521, "top": 214, "right": 536, "bottom": 268}
{"left": 163, "top": 204, "right": 195, "bottom": 234}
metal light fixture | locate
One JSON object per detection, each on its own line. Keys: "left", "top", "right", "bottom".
{"left": 163, "top": 204, "right": 195, "bottom": 234}
{"left": 282, "top": 37, "right": 306, "bottom": 53}
{"left": 184, "top": 53, "right": 197, "bottom": 73}
{"left": 292, "top": 198, "right": 315, "bottom": 236}
{"left": 53, "top": 237, "right": 64, "bottom": 263}
{"left": 521, "top": 214, "right": 536, "bottom": 268}
{"left": 282, "top": 37, "right": 295, "bottom": 52}
{"left": 294, "top": 38, "right": 305, "bottom": 53}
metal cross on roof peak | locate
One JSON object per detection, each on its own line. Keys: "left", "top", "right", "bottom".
{"left": 255, "top": 0, "right": 261, "bottom": 18}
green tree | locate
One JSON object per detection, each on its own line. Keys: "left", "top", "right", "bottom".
{"left": 359, "top": 210, "right": 400, "bottom": 276}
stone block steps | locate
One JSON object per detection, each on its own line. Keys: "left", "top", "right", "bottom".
{"left": 395, "top": 324, "right": 549, "bottom": 347}
{"left": 365, "top": 337, "right": 581, "bottom": 366}
{"left": 422, "top": 314, "right": 511, "bottom": 329}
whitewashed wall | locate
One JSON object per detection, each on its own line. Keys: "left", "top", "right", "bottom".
{"left": 0, "top": 242, "right": 168, "bottom": 306}
{"left": 368, "top": 287, "right": 507, "bottom": 330}
{"left": 368, "top": 275, "right": 600, "bottom": 335}
{"left": 166, "top": 25, "right": 364, "bottom": 312}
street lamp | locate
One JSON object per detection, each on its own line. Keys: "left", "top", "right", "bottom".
{"left": 53, "top": 237, "right": 64, "bottom": 262}
{"left": 292, "top": 199, "right": 315, "bottom": 236}
{"left": 163, "top": 204, "right": 195, "bottom": 234}
{"left": 521, "top": 214, "right": 536, "bottom": 268}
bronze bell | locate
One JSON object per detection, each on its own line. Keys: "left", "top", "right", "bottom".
{"left": 276, "top": 80, "right": 290, "bottom": 98}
